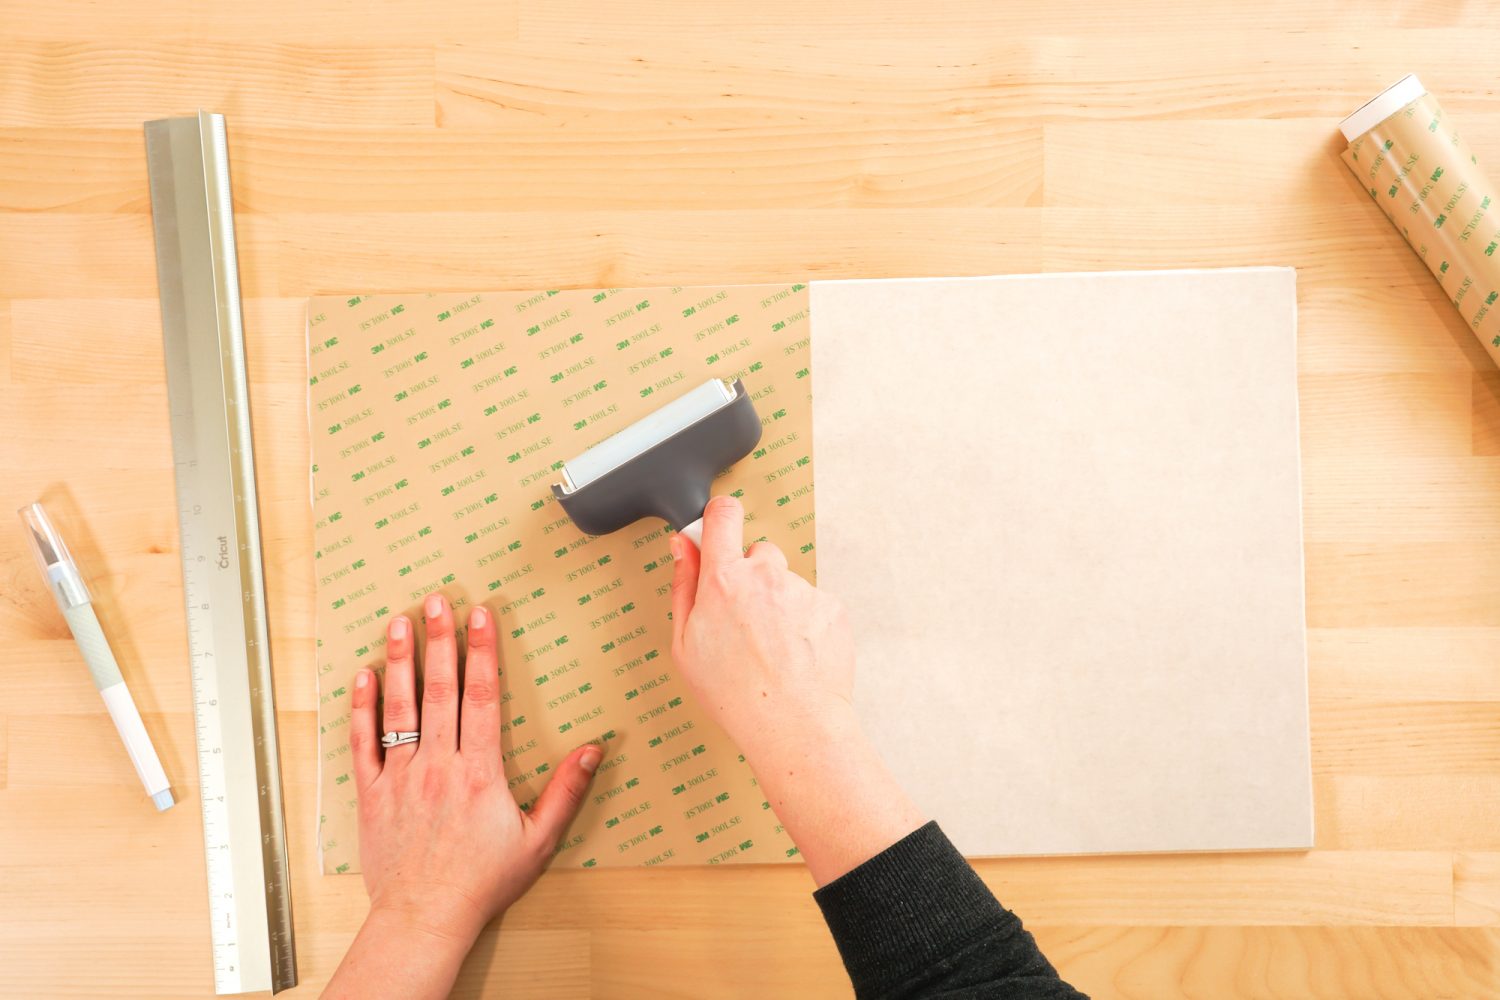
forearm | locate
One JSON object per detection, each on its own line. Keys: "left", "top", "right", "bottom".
{"left": 739, "top": 700, "right": 927, "bottom": 887}
{"left": 813, "top": 823, "right": 1087, "bottom": 1000}
{"left": 323, "top": 906, "right": 478, "bottom": 1000}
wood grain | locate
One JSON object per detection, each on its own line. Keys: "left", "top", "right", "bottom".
{"left": 0, "top": 44, "right": 436, "bottom": 127}
{"left": 1036, "top": 926, "right": 1500, "bottom": 1000}
{"left": 3, "top": 2, "right": 1500, "bottom": 997}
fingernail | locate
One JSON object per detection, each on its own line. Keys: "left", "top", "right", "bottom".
{"left": 355, "top": 669, "right": 370, "bottom": 689}
{"left": 425, "top": 593, "right": 443, "bottom": 618}
{"left": 579, "top": 746, "right": 602, "bottom": 773}
{"left": 391, "top": 617, "right": 408, "bottom": 641}
{"left": 669, "top": 535, "right": 682, "bottom": 560}
{"left": 471, "top": 606, "right": 488, "bottom": 629}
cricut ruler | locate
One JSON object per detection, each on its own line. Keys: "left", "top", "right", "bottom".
{"left": 145, "top": 111, "right": 297, "bottom": 995}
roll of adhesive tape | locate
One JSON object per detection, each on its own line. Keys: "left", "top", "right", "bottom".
{"left": 1341, "top": 74, "right": 1500, "bottom": 365}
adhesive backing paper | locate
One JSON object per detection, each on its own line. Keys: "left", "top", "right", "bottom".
{"left": 310, "top": 284, "right": 812, "bottom": 874}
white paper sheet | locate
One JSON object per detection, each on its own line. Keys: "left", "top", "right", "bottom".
{"left": 811, "top": 268, "right": 1313, "bottom": 856}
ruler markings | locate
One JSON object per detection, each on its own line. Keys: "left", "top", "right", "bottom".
{"left": 146, "top": 110, "right": 297, "bottom": 996}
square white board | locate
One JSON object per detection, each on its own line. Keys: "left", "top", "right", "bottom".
{"left": 811, "top": 268, "right": 1312, "bottom": 856}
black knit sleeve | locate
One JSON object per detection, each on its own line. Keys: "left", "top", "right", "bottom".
{"left": 812, "top": 822, "right": 1088, "bottom": 1000}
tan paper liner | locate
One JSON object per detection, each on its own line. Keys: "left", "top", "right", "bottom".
{"left": 310, "top": 284, "right": 813, "bottom": 874}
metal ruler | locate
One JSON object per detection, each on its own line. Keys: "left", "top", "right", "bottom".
{"left": 145, "top": 111, "right": 297, "bottom": 995}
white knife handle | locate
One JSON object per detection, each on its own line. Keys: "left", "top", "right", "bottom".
{"left": 63, "top": 603, "right": 174, "bottom": 810}
{"left": 100, "top": 682, "right": 174, "bottom": 810}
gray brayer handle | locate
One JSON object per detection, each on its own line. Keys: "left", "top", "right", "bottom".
{"left": 551, "top": 378, "right": 762, "bottom": 538}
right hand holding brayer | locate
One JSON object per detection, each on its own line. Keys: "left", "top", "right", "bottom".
{"left": 668, "top": 494, "right": 927, "bottom": 886}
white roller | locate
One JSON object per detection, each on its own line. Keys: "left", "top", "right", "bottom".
{"left": 1340, "top": 73, "right": 1425, "bottom": 141}
{"left": 677, "top": 518, "right": 704, "bottom": 548}
{"left": 561, "top": 379, "right": 736, "bottom": 492}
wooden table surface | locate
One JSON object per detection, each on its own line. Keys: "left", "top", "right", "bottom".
{"left": 4, "top": 2, "right": 1500, "bottom": 997}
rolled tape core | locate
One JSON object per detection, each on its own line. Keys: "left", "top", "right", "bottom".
{"left": 1340, "top": 74, "right": 1426, "bottom": 142}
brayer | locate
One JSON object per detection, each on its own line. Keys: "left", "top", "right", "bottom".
{"left": 551, "top": 378, "right": 761, "bottom": 546}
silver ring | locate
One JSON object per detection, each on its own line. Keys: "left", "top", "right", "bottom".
{"left": 381, "top": 730, "right": 420, "bottom": 748}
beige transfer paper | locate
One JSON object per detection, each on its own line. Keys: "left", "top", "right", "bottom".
{"left": 311, "top": 284, "right": 813, "bottom": 874}
{"left": 1342, "top": 77, "right": 1500, "bottom": 366}
{"left": 812, "top": 269, "right": 1314, "bottom": 857}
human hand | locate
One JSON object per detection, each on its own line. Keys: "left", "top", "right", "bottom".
{"left": 668, "top": 494, "right": 857, "bottom": 758}
{"left": 348, "top": 593, "right": 602, "bottom": 942}
{"left": 667, "top": 496, "right": 924, "bottom": 887}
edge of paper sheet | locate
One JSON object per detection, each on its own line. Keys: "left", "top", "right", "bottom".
{"left": 1287, "top": 268, "right": 1314, "bottom": 850}
{"left": 306, "top": 300, "right": 325, "bottom": 873}
{"left": 809, "top": 265, "right": 1296, "bottom": 288}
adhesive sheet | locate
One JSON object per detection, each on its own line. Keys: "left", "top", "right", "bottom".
{"left": 1342, "top": 83, "right": 1500, "bottom": 366}
{"left": 812, "top": 268, "right": 1314, "bottom": 857}
{"left": 310, "top": 284, "right": 813, "bottom": 874}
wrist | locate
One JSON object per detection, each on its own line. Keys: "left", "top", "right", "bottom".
{"left": 735, "top": 694, "right": 865, "bottom": 770}
{"left": 329, "top": 901, "right": 481, "bottom": 1000}
{"left": 368, "top": 883, "right": 490, "bottom": 947}
{"left": 734, "top": 697, "right": 927, "bottom": 886}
